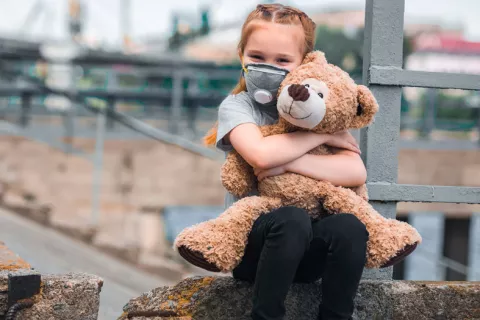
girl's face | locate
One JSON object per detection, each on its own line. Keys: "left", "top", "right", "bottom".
{"left": 242, "top": 21, "right": 305, "bottom": 72}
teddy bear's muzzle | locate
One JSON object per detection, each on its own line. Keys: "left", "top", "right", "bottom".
{"left": 278, "top": 84, "right": 327, "bottom": 129}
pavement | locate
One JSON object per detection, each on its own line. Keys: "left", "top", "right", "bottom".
{"left": 0, "top": 207, "right": 175, "bottom": 320}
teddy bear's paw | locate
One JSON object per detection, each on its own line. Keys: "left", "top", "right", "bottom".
{"left": 365, "top": 219, "right": 422, "bottom": 269}
{"left": 379, "top": 242, "right": 418, "bottom": 268}
{"left": 177, "top": 245, "right": 221, "bottom": 272}
{"left": 174, "top": 221, "right": 237, "bottom": 273}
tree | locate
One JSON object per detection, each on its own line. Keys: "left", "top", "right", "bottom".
{"left": 314, "top": 25, "right": 413, "bottom": 81}
{"left": 315, "top": 25, "right": 413, "bottom": 113}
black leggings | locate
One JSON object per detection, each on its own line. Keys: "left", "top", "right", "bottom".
{"left": 232, "top": 206, "right": 369, "bottom": 320}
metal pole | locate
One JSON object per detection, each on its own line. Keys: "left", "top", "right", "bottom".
{"left": 467, "top": 212, "right": 480, "bottom": 281}
{"left": 106, "top": 100, "right": 115, "bottom": 130}
{"left": 360, "top": 0, "right": 406, "bottom": 280}
{"left": 90, "top": 105, "right": 107, "bottom": 228}
{"left": 63, "top": 108, "right": 75, "bottom": 154}
{"left": 106, "top": 68, "right": 116, "bottom": 130}
{"left": 186, "top": 78, "right": 199, "bottom": 138}
{"left": 422, "top": 88, "right": 436, "bottom": 138}
{"left": 169, "top": 69, "right": 183, "bottom": 134}
{"left": 64, "top": 63, "right": 77, "bottom": 154}
{"left": 20, "top": 93, "right": 31, "bottom": 127}
{"left": 477, "top": 108, "right": 480, "bottom": 147}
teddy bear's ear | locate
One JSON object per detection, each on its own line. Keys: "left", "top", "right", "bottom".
{"left": 302, "top": 50, "right": 328, "bottom": 66}
{"left": 350, "top": 85, "right": 379, "bottom": 129}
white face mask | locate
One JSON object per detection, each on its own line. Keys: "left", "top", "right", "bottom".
{"left": 242, "top": 63, "right": 289, "bottom": 107}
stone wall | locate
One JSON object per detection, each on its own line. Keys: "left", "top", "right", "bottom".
{"left": 398, "top": 148, "right": 480, "bottom": 215}
{"left": 0, "top": 136, "right": 224, "bottom": 230}
{"left": 0, "top": 136, "right": 478, "bottom": 224}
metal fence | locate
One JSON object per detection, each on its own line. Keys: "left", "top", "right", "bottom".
{"left": 360, "top": 0, "right": 480, "bottom": 280}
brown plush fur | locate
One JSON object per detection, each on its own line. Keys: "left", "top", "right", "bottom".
{"left": 175, "top": 51, "right": 421, "bottom": 272}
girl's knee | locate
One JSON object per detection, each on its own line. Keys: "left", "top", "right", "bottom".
{"left": 315, "top": 213, "right": 369, "bottom": 248}
{"left": 269, "top": 206, "right": 312, "bottom": 235}
{"left": 342, "top": 213, "right": 368, "bottom": 235}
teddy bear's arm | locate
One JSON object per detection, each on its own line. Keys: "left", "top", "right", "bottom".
{"left": 259, "top": 122, "right": 290, "bottom": 137}
{"left": 221, "top": 150, "right": 256, "bottom": 198}
{"left": 220, "top": 122, "right": 288, "bottom": 197}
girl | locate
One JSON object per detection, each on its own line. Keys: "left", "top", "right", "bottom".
{"left": 204, "top": 4, "right": 368, "bottom": 320}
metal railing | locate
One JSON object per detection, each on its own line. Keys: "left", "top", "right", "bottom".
{"left": 360, "top": 0, "right": 480, "bottom": 280}
{"left": 0, "top": 57, "right": 227, "bottom": 229}
{"left": 0, "top": 59, "right": 228, "bottom": 158}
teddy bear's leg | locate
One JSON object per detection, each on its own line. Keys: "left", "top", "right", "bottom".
{"left": 311, "top": 181, "right": 422, "bottom": 269}
{"left": 174, "top": 196, "right": 283, "bottom": 273}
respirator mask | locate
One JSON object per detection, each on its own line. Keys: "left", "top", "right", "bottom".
{"left": 242, "top": 63, "right": 289, "bottom": 107}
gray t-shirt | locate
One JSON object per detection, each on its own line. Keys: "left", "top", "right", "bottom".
{"left": 215, "top": 92, "right": 279, "bottom": 209}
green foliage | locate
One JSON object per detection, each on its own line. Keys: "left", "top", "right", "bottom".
{"left": 169, "top": 9, "right": 211, "bottom": 51}
{"left": 418, "top": 91, "right": 477, "bottom": 120}
{"left": 314, "top": 25, "right": 414, "bottom": 77}
{"left": 315, "top": 25, "right": 363, "bottom": 74}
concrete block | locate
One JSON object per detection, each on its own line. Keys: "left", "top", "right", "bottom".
{"left": 0, "top": 242, "right": 103, "bottom": 320}
{"left": 119, "top": 276, "right": 480, "bottom": 320}
{"left": 0, "top": 271, "right": 103, "bottom": 320}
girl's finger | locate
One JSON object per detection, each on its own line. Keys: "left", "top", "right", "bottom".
{"left": 351, "top": 143, "right": 361, "bottom": 154}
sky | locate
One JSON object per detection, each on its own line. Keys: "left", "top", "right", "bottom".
{"left": 1, "top": 0, "right": 480, "bottom": 47}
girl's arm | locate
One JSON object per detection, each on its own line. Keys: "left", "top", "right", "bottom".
{"left": 286, "top": 150, "right": 367, "bottom": 187}
{"left": 255, "top": 148, "right": 367, "bottom": 187}
{"left": 227, "top": 123, "right": 360, "bottom": 170}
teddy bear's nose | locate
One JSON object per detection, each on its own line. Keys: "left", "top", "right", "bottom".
{"left": 288, "top": 84, "right": 310, "bottom": 102}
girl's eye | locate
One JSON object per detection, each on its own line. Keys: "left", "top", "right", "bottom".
{"left": 278, "top": 59, "right": 290, "bottom": 63}
{"left": 318, "top": 92, "right": 324, "bottom": 98}
{"left": 250, "top": 55, "right": 263, "bottom": 60}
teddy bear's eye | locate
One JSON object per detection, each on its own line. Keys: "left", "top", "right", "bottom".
{"left": 318, "top": 92, "right": 324, "bottom": 99}
{"left": 304, "top": 84, "right": 310, "bottom": 88}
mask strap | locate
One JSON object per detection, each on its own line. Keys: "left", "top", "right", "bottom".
{"left": 241, "top": 57, "right": 248, "bottom": 74}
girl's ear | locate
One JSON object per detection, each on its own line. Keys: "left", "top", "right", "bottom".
{"left": 350, "top": 85, "right": 379, "bottom": 129}
{"left": 302, "top": 50, "right": 328, "bottom": 66}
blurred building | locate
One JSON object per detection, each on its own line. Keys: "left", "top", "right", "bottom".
{"left": 407, "top": 35, "right": 480, "bottom": 75}
{"left": 151, "top": 7, "right": 466, "bottom": 64}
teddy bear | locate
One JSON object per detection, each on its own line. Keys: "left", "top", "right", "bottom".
{"left": 174, "top": 50, "right": 422, "bottom": 273}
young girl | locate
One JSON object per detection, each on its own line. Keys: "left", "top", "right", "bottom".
{"left": 204, "top": 4, "right": 368, "bottom": 320}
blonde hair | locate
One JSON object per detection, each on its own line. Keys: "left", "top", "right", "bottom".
{"left": 203, "top": 3, "right": 317, "bottom": 146}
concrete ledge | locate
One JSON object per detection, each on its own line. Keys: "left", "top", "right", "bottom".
{"left": 0, "top": 271, "right": 103, "bottom": 319}
{"left": 1, "top": 243, "right": 103, "bottom": 320}
{"left": 0, "top": 241, "right": 31, "bottom": 271}
{"left": 119, "top": 276, "right": 480, "bottom": 320}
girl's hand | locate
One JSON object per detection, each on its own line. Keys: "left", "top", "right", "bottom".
{"left": 322, "top": 131, "right": 361, "bottom": 154}
{"left": 254, "top": 164, "right": 288, "bottom": 181}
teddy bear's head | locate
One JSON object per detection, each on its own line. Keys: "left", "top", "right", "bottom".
{"left": 276, "top": 51, "right": 379, "bottom": 133}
